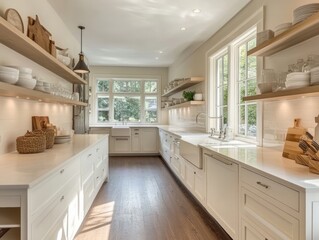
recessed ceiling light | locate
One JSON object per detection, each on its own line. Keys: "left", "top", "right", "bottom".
{"left": 181, "top": 27, "right": 187, "bottom": 31}
{"left": 159, "top": 51, "right": 163, "bottom": 54}
{"left": 193, "top": 9, "right": 201, "bottom": 13}
{"left": 155, "top": 57, "right": 159, "bottom": 60}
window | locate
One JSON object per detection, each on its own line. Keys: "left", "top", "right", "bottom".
{"left": 216, "top": 51, "right": 229, "bottom": 129}
{"left": 91, "top": 77, "right": 159, "bottom": 125}
{"left": 237, "top": 38, "right": 257, "bottom": 137}
{"left": 210, "top": 28, "right": 257, "bottom": 139}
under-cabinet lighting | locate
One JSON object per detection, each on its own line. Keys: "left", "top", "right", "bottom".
{"left": 181, "top": 27, "right": 186, "bottom": 31}
{"left": 16, "top": 96, "right": 19, "bottom": 99}
{"left": 26, "top": 97, "right": 30, "bottom": 100}
{"left": 193, "top": 9, "right": 201, "bottom": 13}
{"left": 38, "top": 99, "right": 42, "bottom": 102}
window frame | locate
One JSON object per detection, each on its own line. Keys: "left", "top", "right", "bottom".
{"left": 89, "top": 75, "right": 161, "bottom": 126}
{"left": 208, "top": 27, "right": 258, "bottom": 142}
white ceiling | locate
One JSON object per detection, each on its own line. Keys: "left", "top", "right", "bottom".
{"left": 48, "top": 0, "right": 250, "bottom": 67}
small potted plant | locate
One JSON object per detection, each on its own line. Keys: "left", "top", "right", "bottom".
{"left": 183, "top": 90, "right": 195, "bottom": 101}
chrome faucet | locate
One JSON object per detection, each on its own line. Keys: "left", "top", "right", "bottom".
{"left": 195, "top": 112, "right": 206, "bottom": 123}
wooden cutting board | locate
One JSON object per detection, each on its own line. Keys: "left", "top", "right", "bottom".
{"left": 32, "top": 116, "right": 50, "bottom": 131}
{"left": 282, "top": 119, "right": 306, "bottom": 160}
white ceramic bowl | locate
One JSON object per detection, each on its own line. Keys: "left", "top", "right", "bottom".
{"left": 0, "top": 66, "right": 19, "bottom": 74}
{"left": 16, "top": 77, "right": 36, "bottom": 89}
{"left": 7, "top": 66, "right": 32, "bottom": 74}
{"left": 0, "top": 72, "right": 19, "bottom": 84}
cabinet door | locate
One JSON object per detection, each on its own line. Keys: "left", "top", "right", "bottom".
{"left": 179, "top": 156, "right": 186, "bottom": 182}
{"left": 205, "top": 152, "right": 239, "bottom": 240}
{"left": 131, "top": 128, "right": 141, "bottom": 152}
{"left": 194, "top": 168, "right": 206, "bottom": 205}
{"left": 185, "top": 161, "right": 195, "bottom": 192}
{"left": 241, "top": 219, "right": 268, "bottom": 240}
{"left": 171, "top": 155, "right": 181, "bottom": 177}
{"left": 112, "top": 137, "right": 131, "bottom": 152}
{"left": 140, "top": 128, "right": 157, "bottom": 152}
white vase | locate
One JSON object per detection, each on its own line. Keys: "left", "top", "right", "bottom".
{"left": 193, "top": 93, "right": 203, "bottom": 101}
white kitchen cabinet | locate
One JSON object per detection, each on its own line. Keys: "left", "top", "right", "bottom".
{"left": 205, "top": 151, "right": 239, "bottom": 240}
{"left": 241, "top": 219, "right": 270, "bottom": 240}
{"left": 131, "top": 128, "right": 158, "bottom": 153}
{"left": 240, "top": 167, "right": 300, "bottom": 240}
{"left": 110, "top": 137, "right": 131, "bottom": 152}
{"left": 184, "top": 158, "right": 206, "bottom": 205}
{"left": 171, "top": 154, "right": 181, "bottom": 177}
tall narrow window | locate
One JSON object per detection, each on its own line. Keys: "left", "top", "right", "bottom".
{"left": 216, "top": 52, "right": 229, "bottom": 129}
{"left": 237, "top": 37, "right": 257, "bottom": 137}
{"left": 96, "top": 79, "right": 110, "bottom": 122}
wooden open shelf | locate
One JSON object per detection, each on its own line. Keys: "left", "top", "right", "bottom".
{"left": 1, "top": 228, "right": 20, "bottom": 240}
{"left": 0, "top": 82, "right": 87, "bottom": 106}
{"left": 165, "top": 101, "right": 205, "bottom": 109}
{"left": 0, "top": 17, "right": 86, "bottom": 85}
{"left": 248, "top": 12, "right": 319, "bottom": 56}
{"left": 162, "top": 77, "right": 204, "bottom": 97}
{"left": 0, "top": 208, "right": 20, "bottom": 228}
{"left": 243, "top": 85, "right": 319, "bottom": 102}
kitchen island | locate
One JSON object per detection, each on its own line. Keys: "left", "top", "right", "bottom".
{"left": 0, "top": 134, "right": 108, "bottom": 240}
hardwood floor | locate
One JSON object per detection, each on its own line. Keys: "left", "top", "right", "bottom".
{"left": 75, "top": 156, "right": 222, "bottom": 240}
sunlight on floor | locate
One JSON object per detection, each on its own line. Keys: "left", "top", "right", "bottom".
{"left": 75, "top": 201, "right": 115, "bottom": 240}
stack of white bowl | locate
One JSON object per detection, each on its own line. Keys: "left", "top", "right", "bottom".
{"left": 285, "top": 72, "right": 310, "bottom": 89}
{"left": 274, "top": 22, "right": 292, "bottom": 37}
{"left": 293, "top": 3, "right": 319, "bottom": 25}
{"left": 310, "top": 66, "right": 319, "bottom": 85}
{"left": 10, "top": 67, "right": 36, "bottom": 89}
{"left": 0, "top": 66, "right": 19, "bottom": 84}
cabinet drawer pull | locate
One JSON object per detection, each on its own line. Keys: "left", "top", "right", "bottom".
{"left": 88, "top": 153, "right": 92, "bottom": 157}
{"left": 135, "top": 133, "right": 139, "bottom": 135}
{"left": 60, "top": 169, "right": 64, "bottom": 174}
{"left": 257, "top": 181, "right": 269, "bottom": 189}
{"left": 97, "top": 176, "right": 100, "bottom": 179}
{"left": 96, "top": 148, "right": 100, "bottom": 152}
{"left": 60, "top": 196, "right": 64, "bottom": 201}
{"left": 194, "top": 171, "right": 196, "bottom": 175}
{"left": 115, "top": 138, "right": 129, "bottom": 141}
{"left": 205, "top": 153, "right": 233, "bottom": 166}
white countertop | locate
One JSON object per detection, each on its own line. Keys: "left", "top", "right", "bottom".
{"left": 201, "top": 144, "right": 319, "bottom": 192}
{"left": 158, "top": 126, "right": 319, "bottom": 191}
{"left": 0, "top": 134, "right": 108, "bottom": 189}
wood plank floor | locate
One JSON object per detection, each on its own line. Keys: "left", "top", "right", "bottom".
{"left": 75, "top": 156, "right": 221, "bottom": 240}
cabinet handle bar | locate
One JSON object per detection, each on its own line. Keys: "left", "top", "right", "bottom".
{"left": 257, "top": 181, "right": 269, "bottom": 189}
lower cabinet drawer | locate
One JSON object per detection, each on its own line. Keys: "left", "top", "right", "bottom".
{"left": 83, "top": 175, "right": 95, "bottom": 215}
{"left": 29, "top": 158, "right": 79, "bottom": 214}
{"left": 241, "top": 186, "right": 299, "bottom": 240}
{"left": 241, "top": 168, "right": 299, "bottom": 212}
{"left": 241, "top": 218, "right": 270, "bottom": 240}
{"left": 30, "top": 175, "right": 80, "bottom": 240}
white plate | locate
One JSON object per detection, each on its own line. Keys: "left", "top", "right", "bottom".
{"left": 54, "top": 138, "right": 71, "bottom": 144}
{"left": 16, "top": 77, "right": 36, "bottom": 89}
{"left": 7, "top": 66, "right": 32, "bottom": 74}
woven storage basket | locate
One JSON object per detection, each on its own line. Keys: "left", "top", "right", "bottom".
{"left": 43, "top": 128, "right": 55, "bottom": 149}
{"left": 32, "top": 129, "right": 55, "bottom": 149}
{"left": 16, "top": 134, "right": 46, "bottom": 154}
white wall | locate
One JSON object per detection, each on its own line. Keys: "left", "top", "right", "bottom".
{"left": 168, "top": 0, "right": 319, "bottom": 143}
{"left": 0, "top": 0, "right": 80, "bottom": 154}
{"left": 89, "top": 66, "right": 169, "bottom": 124}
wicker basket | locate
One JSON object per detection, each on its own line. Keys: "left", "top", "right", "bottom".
{"left": 16, "top": 134, "right": 46, "bottom": 154}
{"left": 32, "top": 129, "right": 55, "bottom": 149}
{"left": 43, "top": 128, "right": 55, "bottom": 149}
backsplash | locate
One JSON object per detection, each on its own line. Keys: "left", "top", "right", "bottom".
{"left": 168, "top": 105, "right": 206, "bottom": 131}
{"left": 263, "top": 96, "right": 319, "bottom": 143}
{"left": 0, "top": 97, "right": 72, "bottom": 155}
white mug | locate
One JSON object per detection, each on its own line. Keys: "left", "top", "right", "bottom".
{"left": 193, "top": 93, "right": 203, "bottom": 101}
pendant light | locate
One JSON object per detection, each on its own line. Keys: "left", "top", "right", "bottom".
{"left": 74, "top": 26, "right": 90, "bottom": 74}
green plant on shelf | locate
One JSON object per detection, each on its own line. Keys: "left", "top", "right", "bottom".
{"left": 183, "top": 90, "right": 195, "bottom": 101}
